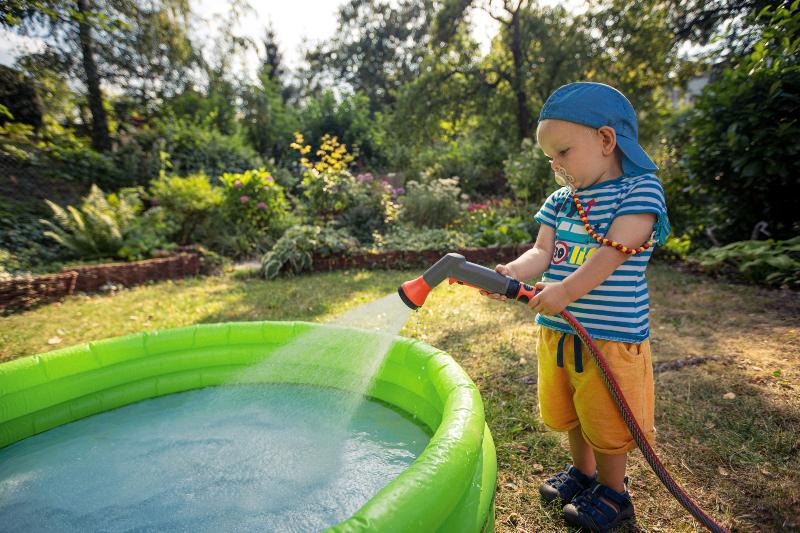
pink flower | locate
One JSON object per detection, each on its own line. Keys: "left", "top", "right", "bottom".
{"left": 467, "top": 202, "right": 488, "bottom": 212}
{"left": 240, "top": 195, "right": 250, "bottom": 203}
{"left": 234, "top": 181, "right": 243, "bottom": 188}
{"left": 257, "top": 201, "right": 266, "bottom": 209}
{"left": 265, "top": 175, "right": 274, "bottom": 182}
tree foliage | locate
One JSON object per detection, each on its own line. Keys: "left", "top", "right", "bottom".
{"left": 304, "top": 0, "right": 437, "bottom": 112}
{"left": 678, "top": 1, "right": 800, "bottom": 242}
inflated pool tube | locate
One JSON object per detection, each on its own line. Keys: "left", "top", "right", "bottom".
{"left": 0, "top": 321, "right": 496, "bottom": 532}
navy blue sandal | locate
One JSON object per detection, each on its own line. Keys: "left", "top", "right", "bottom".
{"left": 562, "top": 479, "right": 634, "bottom": 531}
{"left": 539, "top": 464, "right": 597, "bottom": 504}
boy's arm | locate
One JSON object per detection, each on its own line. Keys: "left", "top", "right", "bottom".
{"left": 481, "top": 224, "right": 554, "bottom": 301}
{"left": 505, "top": 224, "right": 556, "bottom": 281}
{"left": 529, "top": 212, "right": 656, "bottom": 315}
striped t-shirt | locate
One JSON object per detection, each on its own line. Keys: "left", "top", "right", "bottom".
{"left": 533, "top": 173, "right": 670, "bottom": 343}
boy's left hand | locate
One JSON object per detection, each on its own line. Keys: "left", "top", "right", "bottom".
{"left": 529, "top": 282, "right": 572, "bottom": 315}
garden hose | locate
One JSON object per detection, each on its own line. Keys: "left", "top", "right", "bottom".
{"left": 398, "top": 253, "right": 728, "bottom": 533}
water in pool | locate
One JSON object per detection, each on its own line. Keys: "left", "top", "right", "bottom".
{"left": 0, "top": 384, "right": 429, "bottom": 532}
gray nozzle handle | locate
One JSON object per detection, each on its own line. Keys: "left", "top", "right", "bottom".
{"left": 421, "top": 253, "right": 512, "bottom": 295}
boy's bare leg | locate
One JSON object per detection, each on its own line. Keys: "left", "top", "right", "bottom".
{"left": 595, "top": 451, "right": 627, "bottom": 493}
{"left": 568, "top": 425, "right": 596, "bottom": 476}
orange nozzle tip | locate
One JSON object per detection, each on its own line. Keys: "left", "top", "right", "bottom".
{"left": 398, "top": 276, "right": 431, "bottom": 310}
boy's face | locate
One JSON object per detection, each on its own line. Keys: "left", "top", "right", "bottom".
{"left": 536, "top": 119, "right": 617, "bottom": 189}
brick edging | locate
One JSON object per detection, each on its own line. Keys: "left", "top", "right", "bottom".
{"left": 0, "top": 253, "right": 199, "bottom": 313}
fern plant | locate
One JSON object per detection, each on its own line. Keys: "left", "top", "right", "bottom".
{"left": 40, "top": 184, "right": 169, "bottom": 261}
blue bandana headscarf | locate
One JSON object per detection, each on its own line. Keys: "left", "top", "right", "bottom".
{"left": 538, "top": 82, "right": 657, "bottom": 177}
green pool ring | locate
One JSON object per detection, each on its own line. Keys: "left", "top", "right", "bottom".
{"left": 0, "top": 321, "right": 496, "bottom": 532}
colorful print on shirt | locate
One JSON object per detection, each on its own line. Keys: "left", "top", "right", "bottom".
{"left": 533, "top": 173, "right": 670, "bottom": 343}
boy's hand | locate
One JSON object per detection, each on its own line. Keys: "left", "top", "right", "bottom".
{"left": 529, "top": 281, "right": 572, "bottom": 315}
{"left": 479, "top": 264, "right": 518, "bottom": 301}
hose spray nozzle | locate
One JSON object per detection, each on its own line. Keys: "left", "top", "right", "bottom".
{"left": 397, "top": 253, "right": 537, "bottom": 310}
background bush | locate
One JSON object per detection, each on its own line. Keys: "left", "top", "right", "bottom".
{"left": 677, "top": 6, "right": 799, "bottom": 243}
{"left": 376, "top": 225, "right": 476, "bottom": 252}
{"left": 458, "top": 203, "right": 535, "bottom": 247}
{"left": 261, "top": 225, "right": 358, "bottom": 279}
{"left": 687, "top": 237, "right": 800, "bottom": 289}
{"left": 399, "top": 176, "right": 465, "bottom": 228}
{"left": 149, "top": 173, "right": 223, "bottom": 245}
{"left": 214, "top": 168, "right": 292, "bottom": 258}
{"left": 333, "top": 173, "right": 399, "bottom": 245}
{"left": 136, "top": 115, "right": 263, "bottom": 178}
{"left": 503, "top": 138, "right": 554, "bottom": 206}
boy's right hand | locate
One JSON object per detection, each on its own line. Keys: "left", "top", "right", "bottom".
{"left": 480, "top": 264, "right": 517, "bottom": 301}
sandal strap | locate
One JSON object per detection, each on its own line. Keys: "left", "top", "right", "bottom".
{"left": 572, "top": 483, "right": 633, "bottom": 529}
{"left": 593, "top": 483, "right": 631, "bottom": 507}
{"left": 544, "top": 464, "right": 595, "bottom": 500}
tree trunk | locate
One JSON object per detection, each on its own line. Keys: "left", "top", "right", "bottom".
{"left": 509, "top": 7, "right": 532, "bottom": 140}
{"left": 76, "top": 0, "right": 112, "bottom": 152}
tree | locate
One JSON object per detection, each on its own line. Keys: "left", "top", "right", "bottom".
{"left": 0, "top": 65, "right": 43, "bottom": 129}
{"left": 241, "top": 31, "right": 297, "bottom": 162}
{"left": 667, "top": 0, "right": 791, "bottom": 48}
{"left": 303, "top": 0, "right": 437, "bottom": 112}
{"left": 583, "top": 0, "right": 678, "bottom": 146}
{"left": 385, "top": 1, "right": 594, "bottom": 192}
{"left": 111, "top": 0, "right": 197, "bottom": 109}
{"left": 486, "top": 2, "right": 593, "bottom": 140}
{"left": 1, "top": 0, "right": 196, "bottom": 150}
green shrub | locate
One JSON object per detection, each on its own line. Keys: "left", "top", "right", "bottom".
{"left": 149, "top": 173, "right": 224, "bottom": 245}
{"left": 136, "top": 114, "right": 263, "bottom": 178}
{"left": 0, "top": 192, "right": 61, "bottom": 271}
{"left": 300, "top": 91, "right": 387, "bottom": 169}
{"left": 334, "top": 173, "right": 400, "bottom": 245}
{"left": 292, "top": 133, "right": 359, "bottom": 220}
{"left": 0, "top": 248, "right": 21, "bottom": 280}
{"left": 678, "top": 4, "right": 799, "bottom": 242}
{"left": 117, "top": 207, "right": 177, "bottom": 261}
{"left": 301, "top": 168, "right": 358, "bottom": 220}
{"left": 687, "top": 237, "right": 800, "bottom": 289}
{"left": 261, "top": 225, "right": 358, "bottom": 279}
{"left": 376, "top": 225, "right": 476, "bottom": 252}
{"left": 1, "top": 120, "right": 160, "bottom": 188}
{"left": 399, "top": 176, "right": 465, "bottom": 228}
{"left": 40, "top": 185, "right": 174, "bottom": 261}
{"left": 456, "top": 203, "right": 534, "bottom": 247}
{"left": 215, "top": 168, "right": 292, "bottom": 258}
{"left": 657, "top": 233, "right": 693, "bottom": 261}
{"left": 503, "top": 138, "right": 554, "bottom": 206}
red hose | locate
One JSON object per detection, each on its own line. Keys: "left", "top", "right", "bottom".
{"left": 558, "top": 309, "right": 729, "bottom": 533}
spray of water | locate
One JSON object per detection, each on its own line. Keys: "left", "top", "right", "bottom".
{"left": 197, "top": 292, "right": 414, "bottom": 484}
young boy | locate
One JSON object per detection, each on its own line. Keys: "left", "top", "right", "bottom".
{"left": 484, "top": 82, "right": 669, "bottom": 531}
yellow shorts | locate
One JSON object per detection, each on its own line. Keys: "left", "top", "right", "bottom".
{"left": 536, "top": 326, "right": 655, "bottom": 454}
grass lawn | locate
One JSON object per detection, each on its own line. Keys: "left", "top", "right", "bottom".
{"left": 1, "top": 263, "right": 798, "bottom": 531}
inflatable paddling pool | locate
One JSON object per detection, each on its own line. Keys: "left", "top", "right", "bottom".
{"left": 0, "top": 321, "right": 496, "bottom": 532}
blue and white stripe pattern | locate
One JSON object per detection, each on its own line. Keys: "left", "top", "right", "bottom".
{"left": 534, "top": 173, "right": 670, "bottom": 343}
